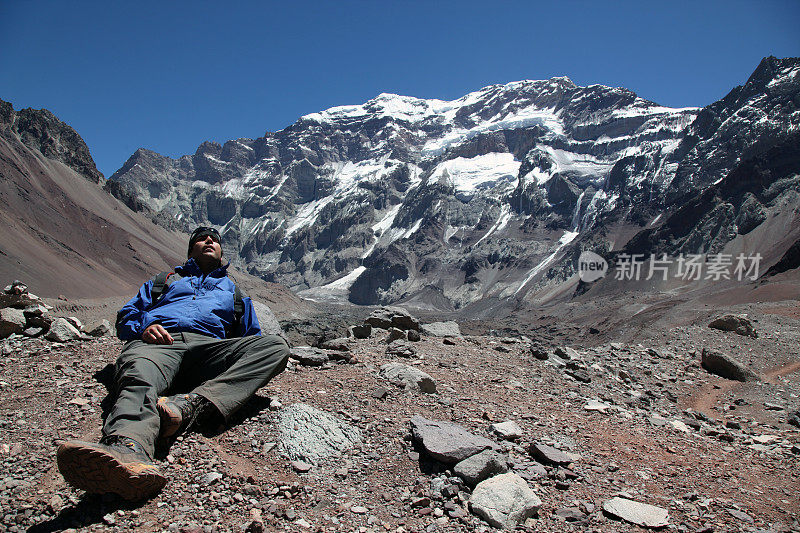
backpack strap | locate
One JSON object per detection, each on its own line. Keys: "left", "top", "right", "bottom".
{"left": 227, "top": 284, "right": 245, "bottom": 337}
{"left": 150, "top": 271, "right": 181, "bottom": 308}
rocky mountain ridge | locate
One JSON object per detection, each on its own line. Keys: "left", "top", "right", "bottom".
{"left": 0, "top": 99, "right": 103, "bottom": 184}
{"left": 107, "top": 57, "right": 800, "bottom": 311}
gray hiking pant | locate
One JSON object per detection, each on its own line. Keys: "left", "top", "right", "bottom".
{"left": 102, "top": 332, "right": 289, "bottom": 456}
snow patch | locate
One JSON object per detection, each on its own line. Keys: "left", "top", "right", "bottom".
{"left": 514, "top": 231, "right": 578, "bottom": 296}
{"left": 474, "top": 204, "right": 512, "bottom": 247}
{"left": 429, "top": 153, "right": 520, "bottom": 196}
{"left": 297, "top": 266, "right": 367, "bottom": 303}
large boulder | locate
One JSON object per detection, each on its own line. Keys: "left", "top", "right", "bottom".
{"left": 44, "top": 318, "right": 82, "bottom": 342}
{"left": 276, "top": 403, "right": 362, "bottom": 464}
{"left": 365, "top": 306, "right": 420, "bottom": 331}
{"left": 252, "top": 301, "right": 282, "bottom": 336}
{"left": 421, "top": 321, "right": 461, "bottom": 337}
{"left": 708, "top": 314, "right": 757, "bottom": 338}
{"left": 410, "top": 416, "right": 497, "bottom": 464}
{"left": 469, "top": 472, "right": 542, "bottom": 529}
{"left": 0, "top": 308, "right": 26, "bottom": 338}
{"left": 701, "top": 348, "right": 760, "bottom": 382}
{"left": 380, "top": 363, "right": 436, "bottom": 393}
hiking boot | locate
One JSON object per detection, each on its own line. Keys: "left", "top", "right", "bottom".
{"left": 56, "top": 436, "right": 166, "bottom": 500}
{"left": 157, "top": 392, "right": 211, "bottom": 438}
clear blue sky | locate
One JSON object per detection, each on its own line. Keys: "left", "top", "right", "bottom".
{"left": 1, "top": 1, "right": 798, "bottom": 177}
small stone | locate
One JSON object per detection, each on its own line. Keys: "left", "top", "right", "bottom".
{"left": 371, "top": 387, "right": 389, "bottom": 400}
{"left": 44, "top": 318, "right": 81, "bottom": 342}
{"left": 102, "top": 513, "right": 115, "bottom": 526}
{"left": 349, "top": 324, "right": 372, "bottom": 339}
{"left": 68, "top": 397, "right": 90, "bottom": 406}
{"left": 554, "top": 346, "right": 580, "bottom": 360}
{"left": 351, "top": 506, "right": 368, "bottom": 514}
{"left": 528, "top": 443, "right": 574, "bottom": 465}
{"left": 202, "top": 472, "right": 223, "bottom": 485}
{"left": 555, "top": 507, "right": 586, "bottom": 521}
{"left": 87, "top": 319, "right": 112, "bottom": 337}
{"left": 727, "top": 508, "right": 754, "bottom": 523}
{"left": 320, "top": 337, "right": 351, "bottom": 351}
{"left": 380, "top": 363, "right": 436, "bottom": 393}
{"left": 489, "top": 421, "right": 523, "bottom": 440}
{"left": 411, "top": 497, "right": 431, "bottom": 508}
{"left": 468, "top": 472, "right": 542, "bottom": 529}
{"left": 752, "top": 434, "right": 778, "bottom": 444}
{"left": 584, "top": 400, "right": 611, "bottom": 412}
{"left": 387, "top": 327, "right": 406, "bottom": 343}
{"left": 291, "top": 460, "right": 313, "bottom": 473}
{"left": 407, "top": 329, "right": 421, "bottom": 342}
{"left": 454, "top": 449, "right": 509, "bottom": 486}
{"left": 386, "top": 340, "right": 417, "bottom": 358}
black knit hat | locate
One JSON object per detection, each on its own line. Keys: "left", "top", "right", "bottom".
{"left": 188, "top": 226, "right": 221, "bottom": 258}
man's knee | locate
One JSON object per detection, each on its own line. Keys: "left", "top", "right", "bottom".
{"left": 114, "top": 357, "right": 167, "bottom": 390}
{"left": 246, "top": 334, "right": 290, "bottom": 372}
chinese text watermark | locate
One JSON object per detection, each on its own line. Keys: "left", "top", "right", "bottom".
{"left": 578, "top": 251, "right": 762, "bottom": 283}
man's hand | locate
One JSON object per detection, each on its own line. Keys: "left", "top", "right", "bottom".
{"left": 142, "top": 323, "right": 174, "bottom": 345}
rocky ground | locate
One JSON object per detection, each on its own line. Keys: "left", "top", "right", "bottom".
{"left": 1, "top": 300, "right": 799, "bottom": 533}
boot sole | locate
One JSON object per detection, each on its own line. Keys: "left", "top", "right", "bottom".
{"left": 156, "top": 397, "right": 183, "bottom": 438}
{"left": 56, "top": 441, "right": 167, "bottom": 500}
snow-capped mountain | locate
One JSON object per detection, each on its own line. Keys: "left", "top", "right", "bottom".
{"left": 108, "top": 56, "right": 800, "bottom": 310}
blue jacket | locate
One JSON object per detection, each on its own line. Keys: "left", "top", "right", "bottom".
{"left": 116, "top": 259, "right": 261, "bottom": 341}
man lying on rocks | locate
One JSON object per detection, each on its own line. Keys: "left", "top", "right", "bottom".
{"left": 56, "top": 227, "right": 290, "bottom": 500}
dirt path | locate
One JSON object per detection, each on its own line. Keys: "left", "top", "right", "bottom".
{"left": 688, "top": 359, "right": 800, "bottom": 421}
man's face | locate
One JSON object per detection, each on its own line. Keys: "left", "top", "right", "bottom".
{"left": 189, "top": 234, "right": 222, "bottom": 264}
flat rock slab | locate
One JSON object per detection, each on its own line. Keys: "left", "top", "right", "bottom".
{"left": 469, "top": 472, "right": 542, "bottom": 529}
{"left": 529, "top": 443, "right": 575, "bottom": 465}
{"left": 603, "top": 497, "right": 669, "bottom": 528}
{"left": 421, "top": 321, "right": 461, "bottom": 337}
{"left": 410, "top": 415, "right": 497, "bottom": 464}
{"left": 277, "top": 403, "right": 362, "bottom": 464}
{"left": 290, "top": 346, "right": 329, "bottom": 367}
{"left": 380, "top": 363, "right": 436, "bottom": 393}
{"left": 701, "top": 348, "right": 759, "bottom": 382}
